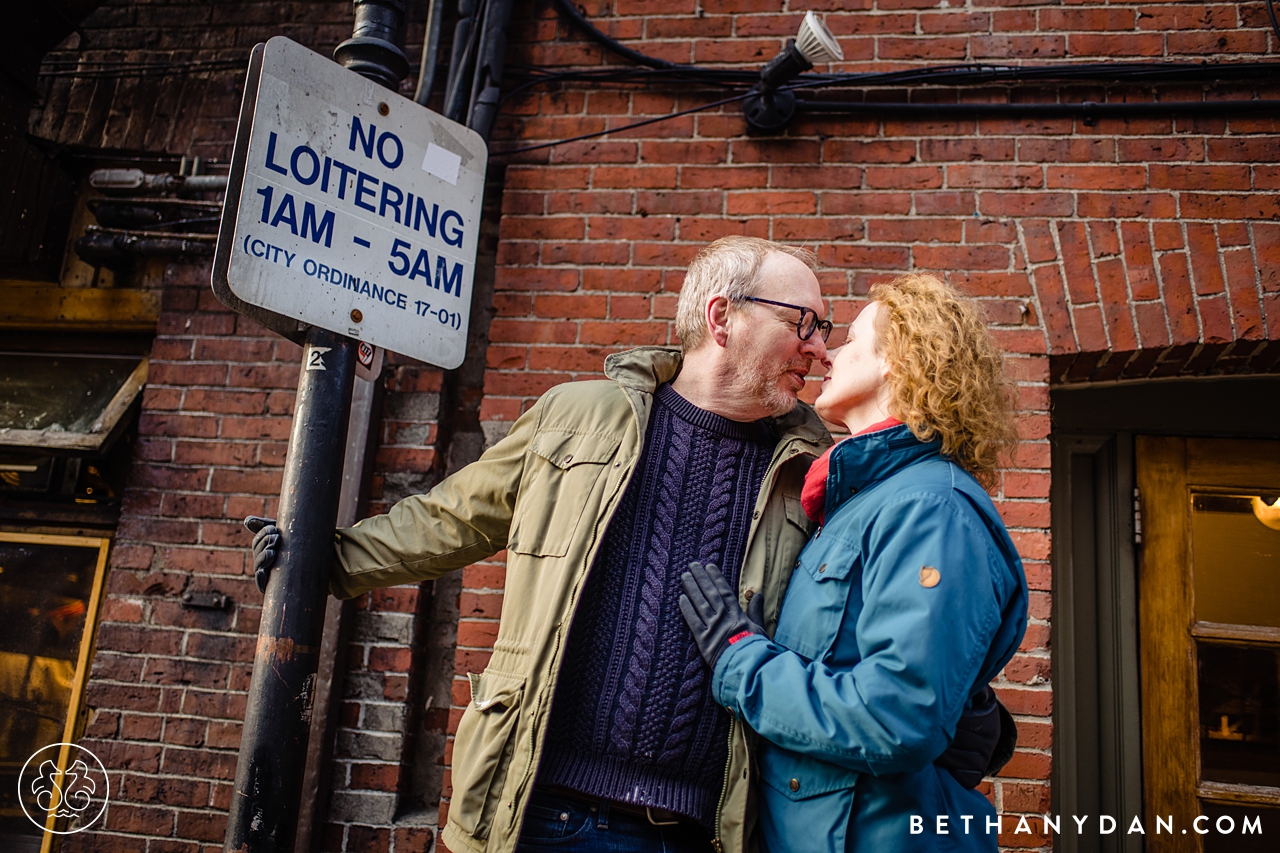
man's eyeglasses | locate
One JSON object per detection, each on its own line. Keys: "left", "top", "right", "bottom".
{"left": 742, "top": 297, "right": 833, "bottom": 343}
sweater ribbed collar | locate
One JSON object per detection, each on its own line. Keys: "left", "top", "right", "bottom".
{"left": 656, "top": 383, "right": 774, "bottom": 443}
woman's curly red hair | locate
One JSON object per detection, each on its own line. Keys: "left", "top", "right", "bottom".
{"left": 870, "top": 274, "right": 1019, "bottom": 486}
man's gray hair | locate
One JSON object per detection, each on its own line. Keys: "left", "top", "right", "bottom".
{"left": 675, "top": 236, "right": 817, "bottom": 351}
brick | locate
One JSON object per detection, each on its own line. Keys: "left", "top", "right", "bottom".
{"left": 1256, "top": 223, "right": 1280, "bottom": 293}
{"left": 1134, "top": 302, "right": 1172, "bottom": 349}
{"left": 864, "top": 166, "right": 943, "bottom": 190}
{"left": 1077, "top": 192, "right": 1177, "bottom": 220}
{"left": 866, "top": 219, "right": 962, "bottom": 244}
{"left": 1072, "top": 304, "right": 1109, "bottom": 353}
{"left": 948, "top": 164, "right": 1042, "bottom": 189}
{"left": 1158, "top": 251, "right": 1202, "bottom": 345}
{"left": 1181, "top": 192, "right": 1280, "bottom": 220}
{"left": 1222, "top": 247, "right": 1265, "bottom": 339}
{"left": 1067, "top": 32, "right": 1164, "bottom": 56}
{"left": 1120, "top": 222, "right": 1159, "bottom": 301}
{"left": 913, "top": 244, "right": 1010, "bottom": 271}
{"left": 979, "top": 192, "right": 1074, "bottom": 218}
{"left": 1186, "top": 223, "right": 1226, "bottom": 296}
{"left": 823, "top": 139, "right": 917, "bottom": 164}
{"left": 1198, "top": 294, "right": 1234, "bottom": 344}
{"left": 1097, "top": 259, "right": 1139, "bottom": 351}
{"left": 1056, "top": 222, "right": 1097, "bottom": 304}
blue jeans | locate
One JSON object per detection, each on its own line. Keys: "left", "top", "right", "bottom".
{"left": 515, "top": 790, "right": 715, "bottom": 853}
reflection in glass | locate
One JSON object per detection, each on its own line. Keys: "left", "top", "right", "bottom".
{"left": 1198, "top": 644, "right": 1280, "bottom": 788}
{"left": 0, "top": 353, "right": 140, "bottom": 433}
{"left": 1201, "top": 802, "right": 1274, "bottom": 853}
{"left": 1191, "top": 493, "right": 1280, "bottom": 629}
{"left": 0, "top": 541, "right": 97, "bottom": 839}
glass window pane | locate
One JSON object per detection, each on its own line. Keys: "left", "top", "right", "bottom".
{"left": 1201, "top": 802, "right": 1275, "bottom": 853}
{"left": 1198, "top": 643, "right": 1280, "bottom": 787}
{"left": 1191, "top": 493, "right": 1280, "bottom": 629}
{"left": 0, "top": 353, "right": 140, "bottom": 434}
{"left": 0, "top": 540, "right": 98, "bottom": 832}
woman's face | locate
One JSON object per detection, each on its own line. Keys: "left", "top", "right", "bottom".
{"left": 814, "top": 301, "right": 890, "bottom": 432}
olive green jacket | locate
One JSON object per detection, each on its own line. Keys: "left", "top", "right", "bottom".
{"left": 329, "top": 347, "right": 830, "bottom": 853}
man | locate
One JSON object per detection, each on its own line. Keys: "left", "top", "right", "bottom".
{"left": 251, "top": 237, "right": 999, "bottom": 853}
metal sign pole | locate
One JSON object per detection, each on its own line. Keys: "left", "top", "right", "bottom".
{"left": 224, "top": 4, "right": 408, "bottom": 851}
{"left": 225, "top": 329, "right": 357, "bottom": 852}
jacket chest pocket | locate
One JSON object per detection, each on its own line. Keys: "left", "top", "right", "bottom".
{"left": 773, "top": 536, "right": 859, "bottom": 662}
{"left": 509, "top": 431, "right": 621, "bottom": 558}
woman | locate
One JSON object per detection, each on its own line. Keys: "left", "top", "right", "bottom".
{"left": 680, "top": 274, "right": 1028, "bottom": 852}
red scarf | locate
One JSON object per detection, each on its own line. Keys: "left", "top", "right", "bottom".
{"left": 801, "top": 418, "right": 903, "bottom": 524}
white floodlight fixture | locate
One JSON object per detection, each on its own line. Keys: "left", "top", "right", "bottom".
{"left": 744, "top": 12, "right": 844, "bottom": 134}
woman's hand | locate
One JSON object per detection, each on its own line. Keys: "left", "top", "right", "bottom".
{"left": 679, "top": 561, "right": 764, "bottom": 668}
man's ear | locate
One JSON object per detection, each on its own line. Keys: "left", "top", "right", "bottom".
{"left": 706, "top": 296, "right": 732, "bottom": 348}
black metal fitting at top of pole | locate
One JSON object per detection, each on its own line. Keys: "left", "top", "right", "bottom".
{"left": 334, "top": 0, "right": 410, "bottom": 91}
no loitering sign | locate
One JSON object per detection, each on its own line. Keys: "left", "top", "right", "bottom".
{"left": 213, "top": 37, "right": 487, "bottom": 369}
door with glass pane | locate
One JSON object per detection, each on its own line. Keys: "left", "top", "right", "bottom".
{"left": 1136, "top": 437, "right": 1279, "bottom": 853}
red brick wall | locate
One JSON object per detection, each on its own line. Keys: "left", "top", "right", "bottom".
{"left": 453, "top": 2, "right": 1280, "bottom": 850}
{"left": 40, "top": 4, "right": 452, "bottom": 851}
{"left": 33, "top": 1, "right": 1280, "bottom": 852}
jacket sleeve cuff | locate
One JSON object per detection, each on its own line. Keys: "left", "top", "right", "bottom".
{"left": 712, "top": 633, "right": 772, "bottom": 711}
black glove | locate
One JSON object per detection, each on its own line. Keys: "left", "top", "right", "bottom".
{"left": 244, "top": 516, "right": 279, "bottom": 594}
{"left": 678, "top": 561, "right": 764, "bottom": 669}
{"left": 935, "top": 686, "right": 1017, "bottom": 788}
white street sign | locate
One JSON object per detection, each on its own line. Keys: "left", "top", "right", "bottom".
{"left": 216, "top": 37, "right": 487, "bottom": 369}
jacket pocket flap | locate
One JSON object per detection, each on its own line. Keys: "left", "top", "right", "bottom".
{"left": 783, "top": 492, "right": 814, "bottom": 534}
{"left": 801, "top": 549, "right": 857, "bottom": 583}
{"left": 759, "top": 742, "right": 860, "bottom": 801}
{"left": 529, "top": 431, "right": 620, "bottom": 469}
{"left": 467, "top": 669, "right": 525, "bottom": 711}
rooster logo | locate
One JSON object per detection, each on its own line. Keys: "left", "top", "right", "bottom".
{"left": 32, "top": 759, "right": 96, "bottom": 818}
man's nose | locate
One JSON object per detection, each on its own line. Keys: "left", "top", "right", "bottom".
{"left": 801, "top": 330, "right": 827, "bottom": 361}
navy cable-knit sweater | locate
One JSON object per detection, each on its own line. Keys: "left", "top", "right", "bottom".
{"left": 538, "top": 383, "right": 776, "bottom": 827}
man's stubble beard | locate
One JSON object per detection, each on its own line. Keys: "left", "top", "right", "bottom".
{"left": 735, "top": 339, "right": 808, "bottom": 418}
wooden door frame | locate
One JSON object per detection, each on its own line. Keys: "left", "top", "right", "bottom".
{"left": 1050, "top": 375, "right": 1280, "bottom": 853}
{"left": 1136, "top": 436, "right": 1280, "bottom": 852}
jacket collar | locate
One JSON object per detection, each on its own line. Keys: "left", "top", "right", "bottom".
{"left": 604, "top": 346, "right": 829, "bottom": 449}
{"left": 825, "top": 424, "right": 942, "bottom": 518}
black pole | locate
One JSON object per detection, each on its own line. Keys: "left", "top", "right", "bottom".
{"left": 225, "top": 6, "right": 408, "bottom": 851}
{"left": 225, "top": 330, "right": 357, "bottom": 853}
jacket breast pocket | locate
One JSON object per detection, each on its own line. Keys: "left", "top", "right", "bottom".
{"left": 773, "top": 537, "right": 859, "bottom": 663}
{"left": 449, "top": 669, "right": 526, "bottom": 840}
{"left": 508, "top": 431, "right": 620, "bottom": 558}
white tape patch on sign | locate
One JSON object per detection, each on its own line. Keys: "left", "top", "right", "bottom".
{"left": 422, "top": 143, "right": 462, "bottom": 186}
{"left": 220, "top": 36, "right": 487, "bottom": 369}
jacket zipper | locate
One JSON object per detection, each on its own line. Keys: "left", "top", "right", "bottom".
{"left": 711, "top": 719, "right": 735, "bottom": 853}
{"left": 712, "top": 435, "right": 817, "bottom": 852}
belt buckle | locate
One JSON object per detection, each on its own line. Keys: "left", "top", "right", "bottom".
{"left": 646, "top": 806, "right": 680, "bottom": 826}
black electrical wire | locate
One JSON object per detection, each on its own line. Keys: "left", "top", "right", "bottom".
{"left": 489, "top": 91, "right": 754, "bottom": 156}
{"left": 794, "top": 98, "right": 1280, "bottom": 119}
{"left": 491, "top": 82, "right": 1280, "bottom": 157}
{"left": 1268, "top": 0, "right": 1280, "bottom": 46}
{"left": 549, "top": 0, "right": 1280, "bottom": 90}
{"left": 38, "top": 57, "right": 245, "bottom": 78}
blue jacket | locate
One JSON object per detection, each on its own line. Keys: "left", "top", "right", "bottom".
{"left": 712, "top": 424, "right": 1028, "bottom": 853}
